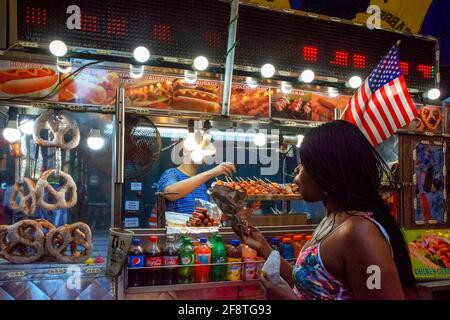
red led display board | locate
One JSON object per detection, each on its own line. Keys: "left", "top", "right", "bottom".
{"left": 13, "top": 0, "right": 437, "bottom": 91}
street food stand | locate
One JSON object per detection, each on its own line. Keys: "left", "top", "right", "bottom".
{"left": 0, "top": 0, "right": 447, "bottom": 300}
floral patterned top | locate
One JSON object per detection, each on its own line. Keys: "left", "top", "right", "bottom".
{"left": 292, "top": 213, "right": 391, "bottom": 300}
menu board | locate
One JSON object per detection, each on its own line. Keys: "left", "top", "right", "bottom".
{"left": 402, "top": 228, "right": 450, "bottom": 280}
{"left": 271, "top": 89, "right": 350, "bottom": 121}
{"left": 125, "top": 75, "right": 222, "bottom": 113}
{"left": 59, "top": 68, "right": 120, "bottom": 105}
{"left": 404, "top": 105, "right": 444, "bottom": 134}
{"left": 230, "top": 84, "right": 269, "bottom": 117}
{"left": 0, "top": 60, "right": 58, "bottom": 100}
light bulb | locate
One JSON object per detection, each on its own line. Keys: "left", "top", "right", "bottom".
{"left": 133, "top": 46, "right": 150, "bottom": 63}
{"left": 191, "top": 149, "right": 204, "bottom": 163}
{"left": 427, "top": 88, "right": 440, "bottom": 100}
{"left": 49, "top": 40, "right": 67, "bottom": 57}
{"left": 296, "top": 135, "right": 305, "bottom": 148}
{"left": 193, "top": 56, "right": 209, "bottom": 71}
{"left": 260, "top": 64, "right": 275, "bottom": 78}
{"left": 18, "top": 118, "right": 35, "bottom": 135}
{"left": 246, "top": 77, "right": 258, "bottom": 89}
{"left": 281, "top": 82, "right": 292, "bottom": 94}
{"left": 184, "top": 132, "right": 199, "bottom": 151}
{"left": 3, "top": 120, "right": 21, "bottom": 143}
{"left": 348, "top": 76, "right": 362, "bottom": 89}
{"left": 184, "top": 70, "right": 197, "bottom": 84}
{"left": 328, "top": 87, "right": 339, "bottom": 98}
{"left": 253, "top": 133, "right": 267, "bottom": 147}
{"left": 87, "top": 129, "right": 104, "bottom": 150}
{"left": 300, "top": 70, "right": 314, "bottom": 83}
{"left": 129, "top": 65, "right": 144, "bottom": 79}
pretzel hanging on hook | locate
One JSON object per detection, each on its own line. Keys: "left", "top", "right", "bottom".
{"left": 9, "top": 178, "right": 37, "bottom": 216}
{"left": 33, "top": 109, "right": 80, "bottom": 150}
{"left": 36, "top": 169, "right": 77, "bottom": 211}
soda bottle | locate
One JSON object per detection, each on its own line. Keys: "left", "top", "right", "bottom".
{"left": 292, "top": 235, "right": 303, "bottom": 258}
{"left": 178, "top": 238, "right": 195, "bottom": 284}
{"left": 211, "top": 235, "right": 227, "bottom": 282}
{"left": 226, "top": 239, "right": 242, "bottom": 281}
{"left": 127, "top": 238, "right": 145, "bottom": 287}
{"left": 194, "top": 238, "right": 211, "bottom": 283}
{"left": 162, "top": 236, "right": 179, "bottom": 285}
{"left": 242, "top": 244, "right": 257, "bottom": 280}
{"left": 145, "top": 236, "right": 162, "bottom": 286}
{"left": 305, "top": 235, "right": 313, "bottom": 246}
{"left": 281, "top": 237, "right": 295, "bottom": 263}
{"left": 271, "top": 238, "right": 281, "bottom": 253}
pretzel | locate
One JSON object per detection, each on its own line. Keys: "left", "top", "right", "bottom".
{"left": 46, "top": 222, "right": 92, "bottom": 263}
{"left": 33, "top": 109, "right": 80, "bottom": 149}
{"left": 36, "top": 169, "right": 78, "bottom": 211}
{"left": 0, "top": 225, "right": 8, "bottom": 257}
{"left": 9, "top": 178, "right": 37, "bottom": 216}
{"left": 419, "top": 106, "right": 442, "bottom": 132}
{"left": 34, "top": 219, "right": 56, "bottom": 234}
{"left": 0, "top": 220, "right": 45, "bottom": 264}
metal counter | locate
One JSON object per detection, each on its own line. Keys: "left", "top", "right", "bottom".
{"left": 0, "top": 262, "right": 114, "bottom": 300}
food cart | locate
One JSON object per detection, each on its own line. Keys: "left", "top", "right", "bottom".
{"left": 0, "top": 0, "right": 447, "bottom": 300}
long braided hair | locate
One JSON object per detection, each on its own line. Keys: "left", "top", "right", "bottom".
{"left": 299, "top": 120, "right": 416, "bottom": 293}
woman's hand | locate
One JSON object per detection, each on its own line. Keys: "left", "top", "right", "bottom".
{"left": 260, "top": 276, "right": 298, "bottom": 300}
{"left": 231, "top": 221, "right": 272, "bottom": 259}
{"left": 207, "top": 162, "right": 236, "bottom": 178}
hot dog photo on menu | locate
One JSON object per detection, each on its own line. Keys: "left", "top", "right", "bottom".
{"left": 0, "top": 61, "right": 58, "bottom": 98}
{"left": 59, "top": 67, "right": 120, "bottom": 105}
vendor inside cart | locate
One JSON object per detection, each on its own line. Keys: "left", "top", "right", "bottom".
{"left": 158, "top": 145, "right": 236, "bottom": 215}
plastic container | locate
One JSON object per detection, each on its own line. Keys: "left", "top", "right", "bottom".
{"left": 145, "top": 236, "right": 162, "bottom": 286}
{"left": 162, "top": 236, "right": 179, "bottom": 285}
{"left": 281, "top": 237, "right": 295, "bottom": 261}
{"left": 211, "top": 235, "right": 227, "bottom": 281}
{"left": 242, "top": 244, "right": 258, "bottom": 280}
{"left": 127, "top": 238, "right": 145, "bottom": 287}
{"left": 226, "top": 239, "right": 242, "bottom": 281}
{"left": 292, "top": 235, "right": 303, "bottom": 258}
{"left": 194, "top": 238, "right": 211, "bottom": 283}
{"left": 178, "top": 238, "right": 195, "bottom": 284}
{"left": 271, "top": 237, "right": 281, "bottom": 253}
{"left": 255, "top": 256, "right": 265, "bottom": 279}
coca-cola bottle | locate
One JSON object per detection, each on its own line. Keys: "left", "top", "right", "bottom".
{"left": 162, "top": 236, "right": 179, "bottom": 285}
{"left": 145, "top": 236, "right": 162, "bottom": 286}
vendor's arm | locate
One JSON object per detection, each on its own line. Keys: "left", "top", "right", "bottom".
{"left": 164, "top": 163, "right": 236, "bottom": 201}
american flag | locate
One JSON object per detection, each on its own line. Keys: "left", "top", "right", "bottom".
{"left": 346, "top": 45, "right": 418, "bottom": 145}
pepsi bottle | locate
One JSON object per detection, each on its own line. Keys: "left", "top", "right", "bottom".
{"left": 127, "top": 238, "right": 145, "bottom": 287}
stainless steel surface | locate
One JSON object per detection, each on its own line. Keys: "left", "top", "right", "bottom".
{"left": 115, "top": 88, "right": 125, "bottom": 184}
{"left": 129, "top": 225, "right": 317, "bottom": 238}
{"left": 221, "top": 0, "right": 239, "bottom": 116}
{"left": 126, "top": 279, "right": 260, "bottom": 294}
{"left": 0, "top": 264, "right": 114, "bottom": 300}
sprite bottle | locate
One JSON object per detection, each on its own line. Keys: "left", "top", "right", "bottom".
{"left": 178, "top": 238, "right": 194, "bottom": 284}
{"left": 211, "top": 235, "right": 227, "bottom": 282}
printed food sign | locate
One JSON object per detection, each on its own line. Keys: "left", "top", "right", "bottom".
{"left": 0, "top": 61, "right": 58, "bottom": 99}
{"left": 125, "top": 76, "right": 222, "bottom": 113}
{"left": 230, "top": 84, "right": 269, "bottom": 117}
{"left": 403, "top": 229, "right": 450, "bottom": 280}
{"left": 59, "top": 68, "right": 120, "bottom": 105}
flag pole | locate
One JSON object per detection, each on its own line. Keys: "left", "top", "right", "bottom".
{"left": 339, "top": 40, "right": 402, "bottom": 120}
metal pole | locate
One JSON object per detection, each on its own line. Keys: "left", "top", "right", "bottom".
{"left": 112, "top": 88, "right": 125, "bottom": 228}
{"left": 221, "top": 0, "right": 239, "bottom": 116}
